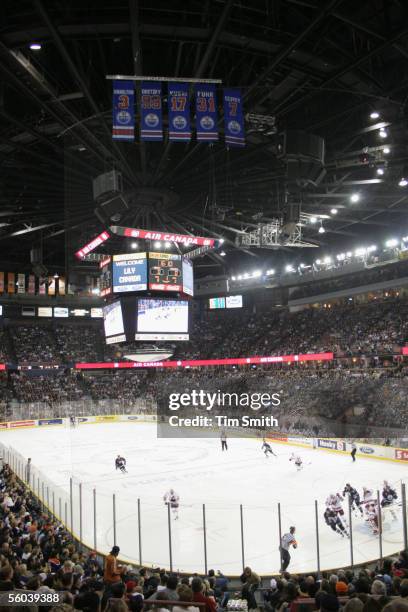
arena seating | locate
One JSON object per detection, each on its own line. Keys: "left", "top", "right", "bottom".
{"left": 0, "top": 296, "right": 407, "bottom": 434}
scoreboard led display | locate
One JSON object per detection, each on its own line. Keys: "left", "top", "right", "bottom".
{"left": 148, "top": 252, "right": 182, "bottom": 292}
{"left": 112, "top": 253, "right": 147, "bottom": 293}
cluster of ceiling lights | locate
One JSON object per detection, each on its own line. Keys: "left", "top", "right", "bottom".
{"left": 230, "top": 236, "right": 408, "bottom": 283}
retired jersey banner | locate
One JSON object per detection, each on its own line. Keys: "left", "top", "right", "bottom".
{"left": 48, "top": 276, "right": 56, "bottom": 296}
{"left": 140, "top": 82, "right": 163, "bottom": 141}
{"left": 195, "top": 84, "right": 218, "bottom": 142}
{"left": 168, "top": 82, "right": 191, "bottom": 142}
{"left": 112, "top": 80, "right": 134, "bottom": 141}
{"left": 39, "top": 278, "right": 46, "bottom": 295}
{"left": 28, "top": 274, "right": 35, "bottom": 295}
{"left": 58, "top": 277, "right": 66, "bottom": 295}
{"left": 7, "top": 273, "right": 15, "bottom": 294}
{"left": 17, "top": 273, "right": 25, "bottom": 294}
{"left": 223, "top": 89, "right": 245, "bottom": 147}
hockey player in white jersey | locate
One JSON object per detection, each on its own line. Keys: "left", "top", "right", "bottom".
{"left": 326, "top": 493, "right": 348, "bottom": 527}
{"left": 164, "top": 488, "right": 180, "bottom": 519}
{"left": 363, "top": 487, "right": 379, "bottom": 534}
{"left": 289, "top": 453, "right": 303, "bottom": 471}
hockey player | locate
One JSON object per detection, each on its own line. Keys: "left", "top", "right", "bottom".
{"left": 164, "top": 488, "right": 180, "bottom": 519}
{"left": 326, "top": 493, "right": 348, "bottom": 527}
{"left": 221, "top": 430, "right": 228, "bottom": 451}
{"left": 262, "top": 439, "right": 277, "bottom": 457}
{"left": 381, "top": 481, "right": 398, "bottom": 521}
{"left": 324, "top": 507, "right": 349, "bottom": 538}
{"left": 343, "top": 483, "right": 364, "bottom": 517}
{"left": 289, "top": 453, "right": 303, "bottom": 471}
{"left": 115, "top": 455, "right": 127, "bottom": 474}
{"left": 69, "top": 415, "right": 76, "bottom": 427}
{"left": 363, "top": 487, "right": 379, "bottom": 535}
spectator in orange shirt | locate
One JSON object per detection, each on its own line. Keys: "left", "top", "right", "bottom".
{"left": 104, "top": 546, "right": 124, "bottom": 585}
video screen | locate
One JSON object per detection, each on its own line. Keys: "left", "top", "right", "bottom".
{"left": 136, "top": 298, "right": 189, "bottom": 341}
{"left": 226, "top": 295, "right": 243, "bottom": 309}
{"left": 103, "top": 301, "right": 125, "bottom": 344}
{"left": 209, "top": 297, "right": 225, "bottom": 309}
{"left": 148, "top": 252, "right": 182, "bottom": 292}
{"left": 182, "top": 258, "right": 194, "bottom": 296}
{"left": 112, "top": 253, "right": 147, "bottom": 293}
{"left": 100, "top": 258, "right": 112, "bottom": 297}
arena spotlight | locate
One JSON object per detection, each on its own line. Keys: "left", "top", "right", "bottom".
{"left": 383, "top": 146, "right": 390, "bottom": 154}
{"left": 379, "top": 128, "right": 387, "bottom": 138}
{"left": 398, "top": 178, "right": 408, "bottom": 187}
{"left": 253, "top": 270, "right": 262, "bottom": 277}
{"left": 285, "top": 265, "right": 294, "bottom": 273}
{"left": 29, "top": 42, "right": 42, "bottom": 50}
{"left": 350, "top": 193, "right": 360, "bottom": 203}
{"left": 323, "top": 256, "right": 332, "bottom": 264}
{"left": 154, "top": 241, "right": 162, "bottom": 248}
{"left": 220, "top": 251, "right": 226, "bottom": 256}
{"left": 330, "top": 208, "right": 338, "bottom": 215}
{"left": 231, "top": 276, "right": 236, "bottom": 281}
{"left": 130, "top": 242, "right": 138, "bottom": 249}
{"left": 310, "top": 216, "right": 318, "bottom": 224}
{"left": 370, "top": 111, "right": 380, "bottom": 119}
{"left": 386, "top": 239, "right": 398, "bottom": 248}
{"left": 376, "top": 167, "right": 384, "bottom": 176}
{"left": 164, "top": 241, "right": 171, "bottom": 249}
{"left": 266, "top": 269, "right": 275, "bottom": 275}
{"left": 318, "top": 225, "right": 325, "bottom": 234}
{"left": 346, "top": 251, "right": 352, "bottom": 258}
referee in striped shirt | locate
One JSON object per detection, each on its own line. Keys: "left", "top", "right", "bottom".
{"left": 280, "top": 526, "right": 297, "bottom": 572}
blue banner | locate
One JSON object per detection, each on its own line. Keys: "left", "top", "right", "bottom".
{"left": 38, "top": 418, "right": 63, "bottom": 426}
{"left": 140, "top": 82, "right": 163, "bottom": 141}
{"left": 168, "top": 82, "right": 191, "bottom": 142}
{"left": 112, "top": 80, "right": 134, "bottom": 141}
{"left": 195, "top": 84, "right": 218, "bottom": 142}
{"left": 223, "top": 88, "right": 245, "bottom": 147}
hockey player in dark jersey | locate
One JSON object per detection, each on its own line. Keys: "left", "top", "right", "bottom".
{"left": 381, "top": 481, "right": 398, "bottom": 520}
{"left": 115, "top": 455, "right": 127, "bottom": 473}
{"left": 324, "top": 507, "right": 349, "bottom": 537}
{"left": 262, "top": 439, "right": 277, "bottom": 457}
{"left": 343, "top": 483, "right": 364, "bottom": 516}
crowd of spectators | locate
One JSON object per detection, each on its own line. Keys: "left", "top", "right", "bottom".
{"left": 0, "top": 295, "right": 407, "bottom": 433}
{"left": 56, "top": 326, "right": 102, "bottom": 363}
{"left": 1, "top": 460, "right": 408, "bottom": 612}
{"left": 10, "top": 326, "right": 61, "bottom": 366}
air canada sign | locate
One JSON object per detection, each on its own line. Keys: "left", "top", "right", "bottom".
{"left": 112, "top": 226, "right": 216, "bottom": 247}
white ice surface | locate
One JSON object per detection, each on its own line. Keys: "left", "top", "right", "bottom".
{"left": 2, "top": 422, "right": 407, "bottom": 575}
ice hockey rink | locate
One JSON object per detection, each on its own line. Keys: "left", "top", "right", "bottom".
{"left": 2, "top": 422, "right": 407, "bottom": 575}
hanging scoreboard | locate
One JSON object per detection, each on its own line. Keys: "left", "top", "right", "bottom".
{"left": 148, "top": 252, "right": 182, "bottom": 292}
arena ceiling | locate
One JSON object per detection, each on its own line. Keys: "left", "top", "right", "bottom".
{"left": 1, "top": 0, "right": 408, "bottom": 275}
